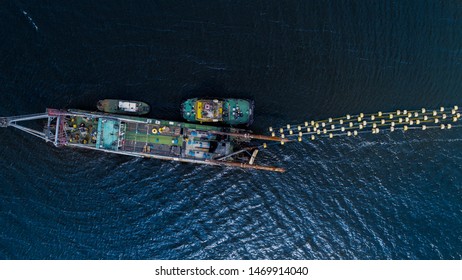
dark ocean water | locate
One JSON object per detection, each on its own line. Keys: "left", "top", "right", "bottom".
{"left": 1, "top": 0, "right": 462, "bottom": 259}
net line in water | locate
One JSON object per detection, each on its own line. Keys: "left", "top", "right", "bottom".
{"left": 266, "top": 106, "right": 461, "bottom": 145}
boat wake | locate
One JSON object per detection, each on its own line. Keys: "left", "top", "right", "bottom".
{"left": 22, "top": 10, "right": 38, "bottom": 31}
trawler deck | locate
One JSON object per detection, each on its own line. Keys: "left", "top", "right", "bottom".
{"left": 62, "top": 113, "right": 229, "bottom": 160}
{"left": 66, "top": 116, "right": 99, "bottom": 146}
{"left": 119, "top": 121, "right": 183, "bottom": 156}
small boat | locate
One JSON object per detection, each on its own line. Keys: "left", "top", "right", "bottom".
{"left": 181, "top": 98, "right": 254, "bottom": 126}
{"left": 97, "top": 99, "right": 150, "bottom": 115}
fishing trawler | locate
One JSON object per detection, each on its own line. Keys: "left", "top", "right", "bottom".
{"left": 181, "top": 98, "right": 254, "bottom": 126}
{"left": 0, "top": 108, "right": 286, "bottom": 172}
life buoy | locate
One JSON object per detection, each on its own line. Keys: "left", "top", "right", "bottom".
{"left": 152, "top": 128, "right": 158, "bottom": 134}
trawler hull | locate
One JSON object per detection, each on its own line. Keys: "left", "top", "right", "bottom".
{"left": 0, "top": 109, "right": 285, "bottom": 172}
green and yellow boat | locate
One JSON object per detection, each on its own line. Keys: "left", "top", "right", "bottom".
{"left": 97, "top": 99, "right": 150, "bottom": 115}
{"left": 181, "top": 98, "right": 254, "bottom": 126}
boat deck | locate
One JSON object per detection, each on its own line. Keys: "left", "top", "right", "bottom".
{"left": 119, "top": 121, "right": 184, "bottom": 156}
{"left": 66, "top": 116, "right": 99, "bottom": 145}
{"left": 182, "top": 98, "right": 253, "bottom": 125}
{"left": 222, "top": 99, "right": 253, "bottom": 125}
{"left": 62, "top": 111, "right": 234, "bottom": 160}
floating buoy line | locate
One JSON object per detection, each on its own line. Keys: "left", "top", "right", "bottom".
{"left": 265, "top": 106, "right": 461, "bottom": 146}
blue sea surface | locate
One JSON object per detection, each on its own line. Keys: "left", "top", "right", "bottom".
{"left": 0, "top": 0, "right": 462, "bottom": 259}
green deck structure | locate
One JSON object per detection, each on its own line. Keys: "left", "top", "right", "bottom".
{"left": 181, "top": 98, "right": 254, "bottom": 126}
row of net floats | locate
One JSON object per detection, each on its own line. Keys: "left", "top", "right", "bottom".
{"left": 266, "top": 106, "right": 460, "bottom": 145}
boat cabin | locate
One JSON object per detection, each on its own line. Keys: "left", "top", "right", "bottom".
{"left": 118, "top": 101, "right": 138, "bottom": 113}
